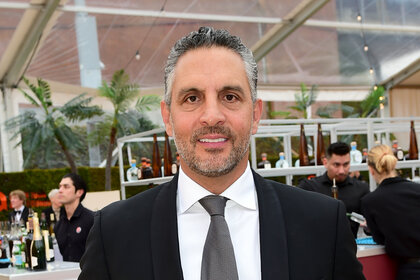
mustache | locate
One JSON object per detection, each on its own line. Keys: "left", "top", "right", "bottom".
{"left": 191, "top": 126, "right": 233, "bottom": 143}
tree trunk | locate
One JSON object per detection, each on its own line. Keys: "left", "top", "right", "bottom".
{"left": 105, "top": 125, "right": 117, "bottom": 191}
{"left": 56, "top": 136, "right": 78, "bottom": 174}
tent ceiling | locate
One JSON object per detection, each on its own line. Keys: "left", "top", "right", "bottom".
{"left": 1, "top": 0, "right": 420, "bottom": 91}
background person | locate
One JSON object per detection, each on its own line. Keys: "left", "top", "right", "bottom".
{"left": 8, "top": 189, "right": 29, "bottom": 224}
{"left": 42, "top": 188, "right": 62, "bottom": 225}
{"left": 55, "top": 173, "right": 93, "bottom": 262}
{"left": 79, "top": 27, "right": 364, "bottom": 280}
{"left": 298, "top": 142, "right": 370, "bottom": 237}
{"left": 361, "top": 144, "right": 420, "bottom": 280}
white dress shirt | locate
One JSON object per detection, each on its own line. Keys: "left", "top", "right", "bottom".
{"left": 177, "top": 163, "right": 261, "bottom": 280}
{"left": 14, "top": 205, "right": 25, "bottom": 222}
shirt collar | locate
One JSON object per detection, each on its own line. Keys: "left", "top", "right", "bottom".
{"left": 322, "top": 171, "right": 352, "bottom": 187}
{"left": 177, "top": 162, "right": 257, "bottom": 214}
{"left": 15, "top": 205, "right": 25, "bottom": 212}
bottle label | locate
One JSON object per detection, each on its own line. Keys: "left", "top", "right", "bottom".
{"left": 49, "top": 249, "right": 54, "bottom": 259}
{"left": 42, "top": 231, "right": 50, "bottom": 261}
{"left": 31, "top": 256, "right": 38, "bottom": 267}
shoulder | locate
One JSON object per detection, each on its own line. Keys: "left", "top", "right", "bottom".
{"left": 297, "top": 174, "right": 324, "bottom": 190}
{"left": 254, "top": 173, "right": 340, "bottom": 210}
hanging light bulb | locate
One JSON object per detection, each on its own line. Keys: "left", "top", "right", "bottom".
{"left": 373, "top": 85, "right": 378, "bottom": 91}
{"left": 135, "top": 50, "right": 140, "bottom": 61}
{"left": 357, "top": 14, "right": 362, "bottom": 22}
{"left": 369, "top": 67, "right": 374, "bottom": 74}
{"left": 363, "top": 44, "right": 369, "bottom": 52}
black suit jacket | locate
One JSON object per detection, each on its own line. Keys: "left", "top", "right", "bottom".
{"left": 8, "top": 206, "right": 29, "bottom": 224}
{"left": 79, "top": 171, "right": 365, "bottom": 280}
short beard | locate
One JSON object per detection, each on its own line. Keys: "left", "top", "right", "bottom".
{"left": 171, "top": 123, "right": 251, "bottom": 177}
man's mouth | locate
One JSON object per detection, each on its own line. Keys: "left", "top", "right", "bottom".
{"left": 198, "top": 138, "right": 227, "bottom": 143}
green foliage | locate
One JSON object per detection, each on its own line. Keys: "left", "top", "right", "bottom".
{"left": 270, "top": 83, "right": 318, "bottom": 119}
{"left": 5, "top": 77, "right": 103, "bottom": 172}
{"left": 98, "top": 69, "right": 160, "bottom": 191}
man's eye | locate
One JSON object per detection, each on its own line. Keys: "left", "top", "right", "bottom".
{"left": 186, "top": 96, "right": 198, "bottom": 103}
{"left": 224, "top": 94, "right": 237, "bottom": 102}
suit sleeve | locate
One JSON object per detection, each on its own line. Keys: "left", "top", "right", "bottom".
{"left": 333, "top": 201, "right": 366, "bottom": 280}
{"left": 78, "top": 211, "right": 111, "bottom": 280}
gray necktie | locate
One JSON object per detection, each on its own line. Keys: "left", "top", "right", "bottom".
{"left": 199, "top": 195, "right": 239, "bottom": 280}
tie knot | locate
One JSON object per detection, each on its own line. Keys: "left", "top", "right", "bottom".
{"left": 199, "top": 195, "right": 227, "bottom": 216}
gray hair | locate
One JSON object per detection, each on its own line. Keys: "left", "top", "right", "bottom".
{"left": 48, "top": 188, "right": 59, "bottom": 200}
{"left": 164, "top": 26, "right": 258, "bottom": 105}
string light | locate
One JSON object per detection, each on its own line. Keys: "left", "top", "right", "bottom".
{"left": 357, "top": 14, "right": 362, "bottom": 21}
{"left": 374, "top": 85, "right": 378, "bottom": 91}
{"left": 135, "top": 50, "right": 140, "bottom": 61}
{"left": 363, "top": 44, "right": 369, "bottom": 52}
{"left": 369, "top": 68, "right": 374, "bottom": 74}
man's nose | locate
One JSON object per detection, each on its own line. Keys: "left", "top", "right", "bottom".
{"left": 199, "top": 97, "right": 226, "bottom": 126}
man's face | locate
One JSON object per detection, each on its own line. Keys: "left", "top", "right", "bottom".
{"left": 10, "top": 195, "right": 23, "bottom": 209}
{"left": 161, "top": 47, "right": 262, "bottom": 178}
{"left": 50, "top": 194, "right": 62, "bottom": 209}
{"left": 57, "top": 177, "right": 83, "bottom": 205}
{"left": 323, "top": 153, "right": 351, "bottom": 182}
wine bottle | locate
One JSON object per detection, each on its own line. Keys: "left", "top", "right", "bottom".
{"left": 299, "top": 124, "right": 310, "bottom": 166}
{"left": 152, "top": 134, "right": 162, "bottom": 178}
{"left": 331, "top": 178, "right": 338, "bottom": 199}
{"left": 316, "top": 124, "right": 325, "bottom": 165}
{"left": 30, "top": 216, "right": 46, "bottom": 270}
{"left": 25, "top": 220, "right": 33, "bottom": 269}
{"left": 49, "top": 213, "right": 55, "bottom": 238}
{"left": 408, "top": 121, "right": 419, "bottom": 160}
{"left": 163, "top": 132, "right": 174, "bottom": 176}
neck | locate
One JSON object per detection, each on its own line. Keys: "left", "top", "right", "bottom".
{"left": 377, "top": 171, "right": 397, "bottom": 184}
{"left": 181, "top": 158, "right": 249, "bottom": 195}
{"left": 64, "top": 199, "right": 80, "bottom": 220}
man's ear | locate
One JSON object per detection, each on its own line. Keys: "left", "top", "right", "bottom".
{"left": 76, "top": 189, "right": 84, "bottom": 199}
{"left": 161, "top": 101, "right": 173, "bottom": 137}
{"left": 322, "top": 156, "right": 328, "bottom": 168}
{"left": 251, "top": 99, "right": 263, "bottom": 134}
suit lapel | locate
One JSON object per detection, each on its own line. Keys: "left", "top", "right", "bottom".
{"left": 151, "top": 175, "right": 184, "bottom": 280}
{"left": 253, "top": 171, "right": 289, "bottom": 280}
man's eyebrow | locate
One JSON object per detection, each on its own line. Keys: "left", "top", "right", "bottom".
{"left": 219, "top": 85, "right": 245, "bottom": 94}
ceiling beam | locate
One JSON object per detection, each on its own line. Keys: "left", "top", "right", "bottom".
{"left": 382, "top": 57, "right": 420, "bottom": 89}
{"left": 251, "top": 0, "right": 330, "bottom": 62}
{"left": 0, "top": 0, "right": 64, "bottom": 88}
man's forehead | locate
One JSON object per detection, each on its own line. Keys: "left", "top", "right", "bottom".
{"left": 60, "top": 177, "right": 74, "bottom": 185}
{"left": 329, "top": 153, "right": 350, "bottom": 163}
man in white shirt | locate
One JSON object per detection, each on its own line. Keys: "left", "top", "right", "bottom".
{"left": 8, "top": 189, "right": 29, "bottom": 225}
{"left": 79, "top": 27, "right": 365, "bottom": 280}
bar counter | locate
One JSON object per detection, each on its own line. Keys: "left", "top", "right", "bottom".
{"left": 0, "top": 261, "right": 80, "bottom": 280}
{"left": 357, "top": 245, "right": 397, "bottom": 280}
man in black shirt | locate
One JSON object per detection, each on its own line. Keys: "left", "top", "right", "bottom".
{"left": 55, "top": 173, "right": 94, "bottom": 262}
{"left": 298, "top": 142, "right": 370, "bottom": 238}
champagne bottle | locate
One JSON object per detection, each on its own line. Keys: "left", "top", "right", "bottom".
{"left": 316, "top": 124, "right": 325, "bottom": 165}
{"left": 152, "top": 134, "right": 162, "bottom": 178}
{"left": 409, "top": 121, "right": 419, "bottom": 160}
{"left": 331, "top": 178, "right": 338, "bottom": 199}
{"left": 40, "top": 213, "right": 54, "bottom": 262}
{"left": 49, "top": 213, "right": 55, "bottom": 238}
{"left": 163, "top": 132, "right": 174, "bottom": 176}
{"left": 30, "top": 216, "right": 46, "bottom": 270}
{"left": 299, "top": 124, "right": 310, "bottom": 166}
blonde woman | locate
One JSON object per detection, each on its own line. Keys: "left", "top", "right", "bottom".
{"left": 361, "top": 144, "right": 420, "bottom": 280}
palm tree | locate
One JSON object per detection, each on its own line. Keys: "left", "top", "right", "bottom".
{"left": 5, "top": 77, "right": 103, "bottom": 173}
{"left": 98, "top": 69, "right": 160, "bottom": 191}
{"left": 270, "top": 83, "right": 318, "bottom": 119}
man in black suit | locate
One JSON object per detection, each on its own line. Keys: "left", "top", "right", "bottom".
{"left": 79, "top": 27, "right": 365, "bottom": 280}
{"left": 8, "top": 189, "right": 29, "bottom": 225}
